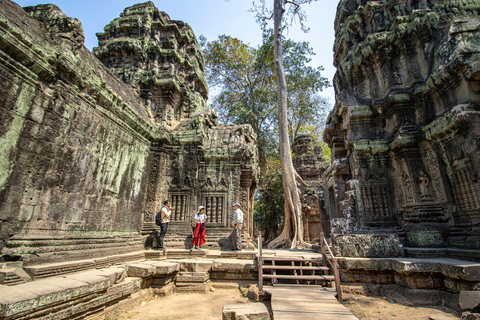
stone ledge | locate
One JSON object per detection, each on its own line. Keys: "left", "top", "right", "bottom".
{"left": 338, "top": 257, "right": 480, "bottom": 282}
{"left": 212, "top": 259, "right": 257, "bottom": 272}
{"left": 167, "top": 249, "right": 208, "bottom": 259}
{"left": 174, "top": 280, "right": 211, "bottom": 293}
{"left": 0, "top": 267, "right": 124, "bottom": 318}
{"left": 219, "top": 251, "right": 257, "bottom": 260}
{"left": 405, "top": 247, "right": 480, "bottom": 263}
{"left": 125, "top": 261, "right": 179, "bottom": 278}
{"left": 178, "top": 259, "right": 214, "bottom": 272}
{"left": 176, "top": 271, "right": 209, "bottom": 283}
{"left": 20, "top": 251, "right": 144, "bottom": 281}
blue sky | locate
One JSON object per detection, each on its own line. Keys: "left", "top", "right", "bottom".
{"left": 13, "top": 0, "right": 339, "bottom": 104}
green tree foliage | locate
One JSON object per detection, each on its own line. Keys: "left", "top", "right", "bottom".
{"left": 201, "top": 25, "right": 332, "bottom": 242}
{"left": 254, "top": 158, "right": 284, "bottom": 241}
{"left": 201, "top": 30, "right": 330, "bottom": 168}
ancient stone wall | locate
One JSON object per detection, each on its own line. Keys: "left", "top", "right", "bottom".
{"left": 292, "top": 135, "right": 328, "bottom": 241}
{"left": 0, "top": 0, "right": 258, "bottom": 263}
{"left": 325, "top": 0, "right": 480, "bottom": 255}
{"left": 0, "top": 1, "right": 160, "bottom": 263}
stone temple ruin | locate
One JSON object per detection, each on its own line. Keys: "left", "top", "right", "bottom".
{"left": 3, "top": 0, "right": 480, "bottom": 319}
{"left": 0, "top": 0, "right": 258, "bottom": 266}
{"left": 324, "top": 0, "right": 480, "bottom": 261}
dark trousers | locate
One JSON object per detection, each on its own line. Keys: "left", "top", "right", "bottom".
{"left": 159, "top": 223, "right": 169, "bottom": 249}
{"left": 232, "top": 225, "right": 242, "bottom": 250}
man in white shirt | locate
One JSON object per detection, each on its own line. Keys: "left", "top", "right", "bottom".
{"left": 159, "top": 200, "right": 172, "bottom": 251}
{"left": 231, "top": 203, "right": 243, "bottom": 251}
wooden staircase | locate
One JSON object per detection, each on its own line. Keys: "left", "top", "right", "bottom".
{"left": 257, "top": 234, "right": 343, "bottom": 302}
{"left": 262, "top": 257, "right": 333, "bottom": 285}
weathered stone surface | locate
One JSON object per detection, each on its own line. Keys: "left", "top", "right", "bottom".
{"left": 148, "top": 274, "right": 175, "bottom": 286}
{"left": 338, "top": 257, "right": 480, "bottom": 292}
{"left": 324, "top": 0, "right": 480, "bottom": 257}
{"left": 210, "top": 272, "right": 258, "bottom": 281}
{"left": 461, "top": 291, "right": 480, "bottom": 311}
{"left": 179, "top": 259, "right": 213, "bottom": 272}
{"left": 0, "top": 0, "right": 152, "bottom": 263}
{"left": 220, "top": 252, "right": 257, "bottom": 260}
{"left": 165, "top": 249, "right": 207, "bottom": 259}
{"left": 222, "top": 303, "right": 270, "bottom": 320}
{"left": 212, "top": 259, "right": 257, "bottom": 272}
{"left": 463, "top": 312, "right": 480, "bottom": 320}
{"left": 333, "top": 234, "right": 404, "bottom": 258}
{"left": 152, "top": 282, "right": 175, "bottom": 297}
{"left": 125, "top": 261, "right": 178, "bottom": 277}
{"left": 126, "top": 263, "right": 156, "bottom": 278}
{"left": 24, "top": 260, "right": 96, "bottom": 280}
{"left": 150, "top": 261, "right": 180, "bottom": 274}
{"left": 0, "top": 267, "right": 31, "bottom": 286}
{"left": 145, "top": 250, "right": 167, "bottom": 260}
{"left": 0, "top": 0, "right": 258, "bottom": 264}
{"left": 0, "top": 272, "right": 112, "bottom": 318}
{"left": 292, "top": 134, "right": 329, "bottom": 241}
{"left": 174, "top": 280, "right": 211, "bottom": 293}
{"left": 176, "top": 271, "right": 209, "bottom": 283}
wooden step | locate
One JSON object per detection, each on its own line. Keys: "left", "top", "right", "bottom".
{"left": 262, "top": 265, "right": 329, "bottom": 272}
{"left": 263, "top": 274, "right": 334, "bottom": 281}
{"left": 261, "top": 257, "right": 324, "bottom": 263}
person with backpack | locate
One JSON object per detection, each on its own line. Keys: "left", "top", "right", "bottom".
{"left": 156, "top": 200, "right": 172, "bottom": 251}
{"left": 192, "top": 206, "right": 206, "bottom": 249}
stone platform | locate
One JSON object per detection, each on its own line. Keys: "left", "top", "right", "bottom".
{"left": 1, "top": 249, "right": 480, "bottom": 319}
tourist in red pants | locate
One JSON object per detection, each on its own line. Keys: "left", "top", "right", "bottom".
{"left": 193, "top": 206, "right": 206, "bottom": 249}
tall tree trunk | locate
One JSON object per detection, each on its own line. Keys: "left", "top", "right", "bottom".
{"left": 267, "top": 0, "right": 311, "bottom": 249}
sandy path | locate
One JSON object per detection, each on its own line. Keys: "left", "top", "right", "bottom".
{"left": 110, "top": 288, "right": 249, "bottom": 320}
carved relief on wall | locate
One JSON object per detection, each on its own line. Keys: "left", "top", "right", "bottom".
{"left": 402, "top": 171, "right": 414, "bottom": 204}
{"left": 421, "top": 144, "right": 447, "bottom": 204}
{"left": 144, "top": 152, "right": 161, "bottom": 222}
{"left": 418, "top": 170, "right": 431, "bottom": 201}
{"left": 444, "top": 137, "right": 480, "bottom": 213}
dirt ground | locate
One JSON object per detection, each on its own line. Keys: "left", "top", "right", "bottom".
{"left": 108, "top": 289, "right": 463, "bottom": 320}
{"left": 108, "top": 288, "right": 249, "bottom": 320}
{"left": 343, "top": 293, "right": 462, "bottom": 320}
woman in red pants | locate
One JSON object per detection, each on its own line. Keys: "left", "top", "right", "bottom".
{"left": 193, "top": 206, "right": 207, "bottom": 249}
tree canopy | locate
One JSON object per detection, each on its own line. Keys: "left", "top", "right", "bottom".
{"left": 201, "top": 30, "right": 330, "bottom": 168}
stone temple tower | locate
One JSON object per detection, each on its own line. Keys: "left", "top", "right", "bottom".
{"left": 93, "top": 1, "right": 208, "bottom": 129}
{"left": 93, "top": 2, "right": 259, "bottom": 246}
{"left": 325, "top": 0, "right": 480, "bottom": 259}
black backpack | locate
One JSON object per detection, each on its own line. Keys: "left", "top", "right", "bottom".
{"left": 155, "top": 209, "right": 162, "bottom": 226}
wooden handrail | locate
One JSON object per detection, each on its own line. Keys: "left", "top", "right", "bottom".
{"left": 322, "top": 236, "right": 343, "bottom": 303}
{"left": 258, "top": 233, "right": 263, "bottom": 292}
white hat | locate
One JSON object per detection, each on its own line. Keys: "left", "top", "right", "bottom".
{"left": 197, "top": 206, "right": 205, "bottom": 214}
